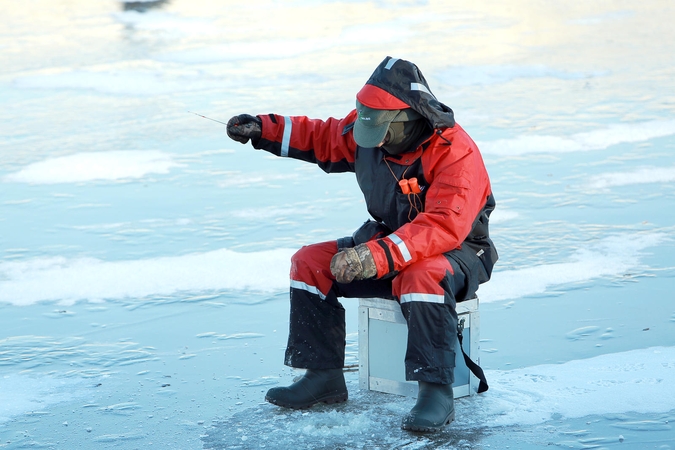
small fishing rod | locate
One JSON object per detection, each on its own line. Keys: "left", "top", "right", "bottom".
{"left": 188, "top": 111, "right": 228, "bottom": 126}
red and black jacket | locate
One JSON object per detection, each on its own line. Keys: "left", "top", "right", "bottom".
{"left": 253, "top": 57, "right": 498, "bottom": 301}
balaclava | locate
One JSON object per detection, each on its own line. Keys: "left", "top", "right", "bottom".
{"left": 381, "top": 110, "right": 433, "bottom": 155}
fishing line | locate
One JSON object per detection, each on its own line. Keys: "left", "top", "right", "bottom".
{"left": 188, "top": 111, "right": 228, "bottom": 125}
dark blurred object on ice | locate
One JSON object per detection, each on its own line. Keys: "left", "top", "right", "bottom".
{"left": 120, "top": 0, "right": 169, "bottom": 12}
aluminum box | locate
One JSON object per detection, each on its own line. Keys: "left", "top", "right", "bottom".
{"left": 358, "top": 297, "right": 480, "bottom": 398}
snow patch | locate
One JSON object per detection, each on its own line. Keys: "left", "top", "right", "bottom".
{"left": 478, "top": 119, "right": 675, "bottom": 156}
{"left": 588, "top": 165, "right": 675, "bottom": 189}
{"left": 3, "top": 151, "right": 179, "bottom": 184}
{"left": 477, "top": 232, "right": 665, "bottom": 303}
{"left": 483, "top": 346, "right": 675, "bottom": 426}
{"left": 486, "top": 208, "right": 518, "bottom": 224}
{"left": 217, "top": 172, "right": 300, "bottom": 189}
{"left": 0, "top": 374, "right": 87, "bottom": 424}
{"left": 0, "top": 248, "right": 295, "bottom": 306}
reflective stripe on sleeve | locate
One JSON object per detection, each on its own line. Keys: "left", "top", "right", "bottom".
{"left": 290, "top": 280, "right": 326, "bottom": 300}
{"left": 281, "top": 116, "right": 293, "bottom": 157}
{"left": 385, "top": 58, "right": 399, "bottom": 70}
{"left": 400, "top": 293, "right": 445, "bottom": 304}
{"left": 388, "top": 233, "right": 412, "bottom": 262}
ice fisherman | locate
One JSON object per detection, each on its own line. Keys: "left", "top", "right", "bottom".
{"left": 225, "top": 56, "right": 497, "bottom": 432}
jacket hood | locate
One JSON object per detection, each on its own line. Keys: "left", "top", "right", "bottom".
{"left": 356, "top": 56, "right": 455, "bottom": 131}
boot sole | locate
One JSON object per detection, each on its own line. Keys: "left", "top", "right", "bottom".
{"left": 265, "top": 391, "right": 348, "bottom": 410}
{"left": 401, "top": 409, "right": 455, "bottom": 433}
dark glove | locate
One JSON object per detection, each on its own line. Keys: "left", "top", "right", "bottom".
{"left": 330, "top": 244, "right": 377, "bottom": 283}
{"left": 226, "top": 114, "right": 262, "bottom": 144}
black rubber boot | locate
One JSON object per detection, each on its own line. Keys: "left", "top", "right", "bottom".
{"left": 265, "top": 368, "right": 348, "bottom": 409}
{"left": 401, "top": 381, "right": 455, "bottom": 432}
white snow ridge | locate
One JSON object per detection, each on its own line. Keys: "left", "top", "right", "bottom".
{"left": 478, "top": 119, "right": 675, "bottom": 156}
{"left": 0, "top": 248, "right": 295, "bottom": 305}
{"left": 3, "top": 151, "right": 179, "bottom": 184}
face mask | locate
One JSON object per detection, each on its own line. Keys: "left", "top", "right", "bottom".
{"left": 382, "top": 119, "right": 432, "bottom": 155}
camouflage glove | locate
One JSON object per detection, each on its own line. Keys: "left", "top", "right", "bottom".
{"left": 226, "top": 114, "right": 262, "bottom": 144}
{"left": 330, "top": 244, "right": 377, "bottom": 283}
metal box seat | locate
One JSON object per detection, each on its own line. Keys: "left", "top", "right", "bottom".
{"left": 358, "top": 297, "right": 480, "bottom": 398}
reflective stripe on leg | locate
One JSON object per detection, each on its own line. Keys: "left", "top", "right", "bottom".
{"left": 392, "top": 254, "right": 455, "bottom": 300}
{"left": 290, "top": 241, "right": 338, "bottom": 302}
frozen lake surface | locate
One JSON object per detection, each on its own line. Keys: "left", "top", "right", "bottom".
{"left": 1, "top": 0, "right": 675, "bottom": 448}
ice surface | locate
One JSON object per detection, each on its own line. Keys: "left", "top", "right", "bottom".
{"left": 112, "top": 10, "right": 219, "bottom": 35}
{"left": 204, "top": 346, "right": 675, "bottom": 449}
{"left": 438, "top": 64, "right": 598, "bottom": 86}
{"left": 2, "top": 0, "right": 675, "bottom": 448}
{"left": 569, "top": 10, "right": 635, "bottom": 26}
{"left": 0, "top": 230, "right": 662, "bottom": 305}
{"left": 153, "top": 19, "right": 419, "bottom": 65}
{"left": 12, "top": 70, "right": 224, "bottom": 96}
